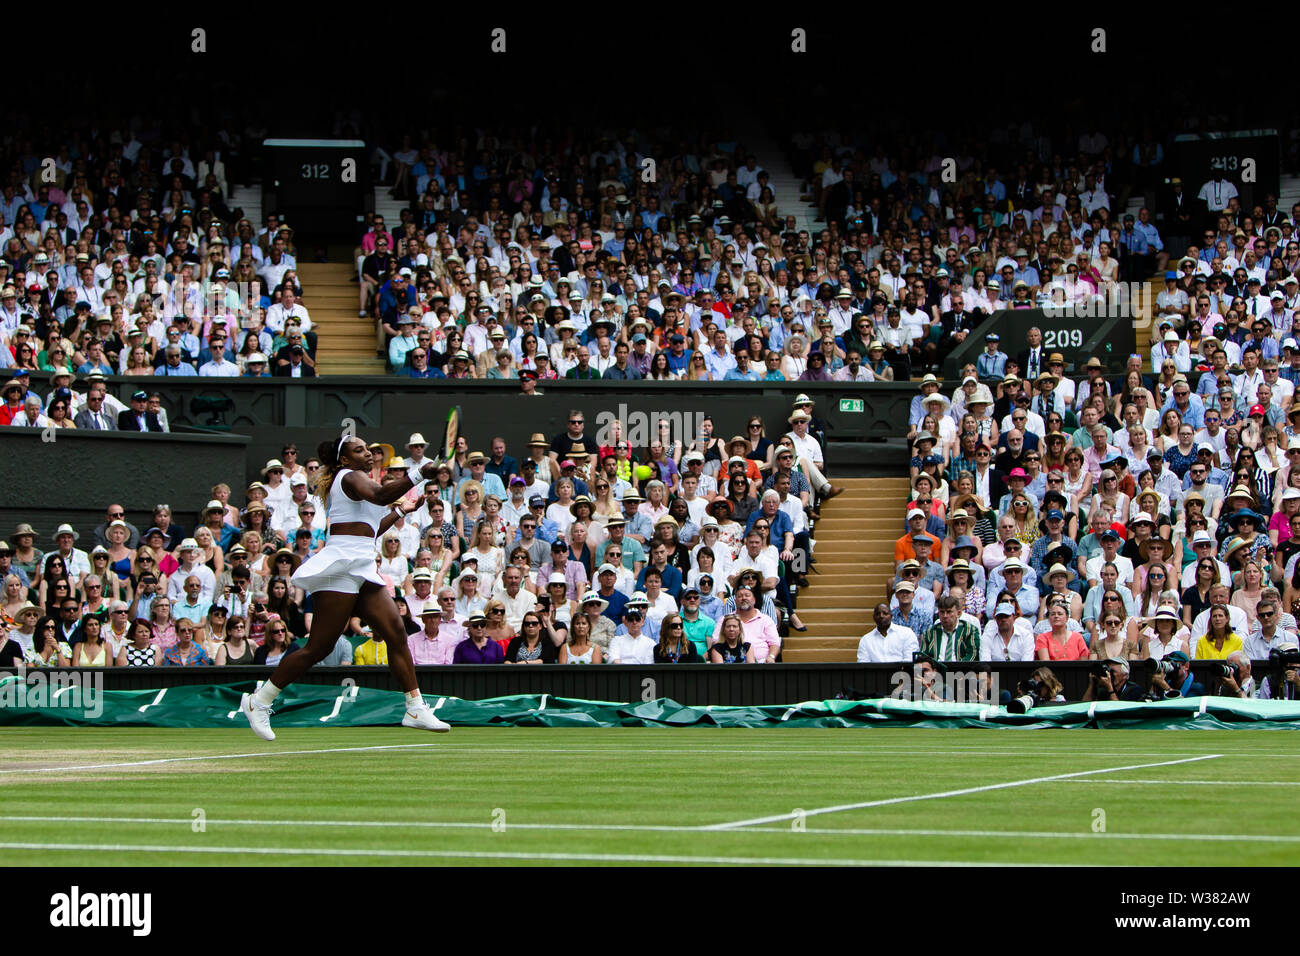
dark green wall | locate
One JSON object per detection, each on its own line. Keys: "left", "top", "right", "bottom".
{"left": 0, "top": 428, "right": 249, "bottom": 543}
{"left": 10, "top": 375, "right": 917, "bottom": 532}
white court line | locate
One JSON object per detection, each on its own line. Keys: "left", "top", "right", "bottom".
{"left": 4, "top": 814, "right": 1299, "bottom": 845}
{"left": 0, "top": 841, "right": 1070, "bottom": 867}
{"left": 0, "top": 745, "right": 1270, "bottom": 778}
{"left": 0, "top": 743, "right": 439, "bottom": 776}
{"left": 1064, "top": 779, "right": 1300, "bottom": 786}
{"left": 702, "top": 754, "right": 1225, "bottom": 830}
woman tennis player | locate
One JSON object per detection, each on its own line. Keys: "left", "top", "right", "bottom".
{"left": 240, "top": 435, "right": 450, "bottom": 739}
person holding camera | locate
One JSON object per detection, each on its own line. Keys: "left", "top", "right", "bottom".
{"left": 1213, "top": 651, "right": 1255, "bottom": 698}
{"left": 1009, "top": 667, "right": 1065, "bottom": 710}
{"left": 214, "top": 565, "right": 254, "bottom": 619}
{"left": 1083, "top": 657, "right": 1148, "bottom": 702}
{"left": 1149, "top": 649, "right": 1204, "bottom": 697}
{"left": 1258, "top": 642, "right": 1300, "bottom": 700}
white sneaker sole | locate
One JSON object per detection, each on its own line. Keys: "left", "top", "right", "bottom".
{"left": 240, "top": 693, "right": 276, "bottom": 741}
{"left": 402, "top": 709, "right": 451, "bottom": 732}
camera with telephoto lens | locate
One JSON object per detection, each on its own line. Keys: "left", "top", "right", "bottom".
{"left": 1090, "top": 661, "right": 1110, "bottom": 678}
{"left": 1146, "top": 657, "right": 1176, "bottom": 677}
{"left": 1007, "top": 676, "right": 1043, "bottom": 715}
{"left": 1270, "top": 647, "right": 1300, "bottom": 669}
{"left": 1143, "top": 658, "right": 1181, "bottom": 700}
{"left": 1213, "top": 661, "right": 1240, "bottom": 680}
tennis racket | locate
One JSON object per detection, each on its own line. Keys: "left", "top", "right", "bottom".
{"left": 435, "top": 405, "right": 461, "bottom": 466}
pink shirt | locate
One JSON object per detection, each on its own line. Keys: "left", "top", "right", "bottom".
{"left": 361, "top": 230, "right": 395, "bottom": 254}
{"left": 712, "top": 611, "right": 781, "bottom": 661}
{"left": 1034, "top": 630, "right": 1090, "bottom": 660}
{"left": 407, "top": 630, "right": 442, "bottom": 665}
{"left": 430, "top": 619, "right": 467, "bottom": 665}
{"left": 1083, "top": 443, "right": 1119, "bottom": 480}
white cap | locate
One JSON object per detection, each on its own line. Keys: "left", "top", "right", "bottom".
{"left": 290, "top": 474, "right": 308, "bottom": 487}
{"left": 1163, "top": 330, "right": 1180, "bottom": 343}
{"left": 906, "top": 508, "right": 925, "bottom": 520}
{"left": 596, "top": 563, "right": 619, "bottom": 575}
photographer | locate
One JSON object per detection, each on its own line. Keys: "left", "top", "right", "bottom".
{"left": 1259, "top": 643, "right": 1300, "bottom": 700}
{"left": 1212, "top": 651, "right": 1254, "bottom": 698}
{"left": 1149, "top": 650, "right": 1205, "bottom": 698}
{"left": 901, "top": 653, "right": 947, "bottom": 702}
{"left": 214, "top": 565, "right": 254, "bottom": 619}
{"left": 1082, "top": 658, "right": 1147, "bottom": 702}
{"left": 1007, "top": 666, "right": 1065, "bottom": 708}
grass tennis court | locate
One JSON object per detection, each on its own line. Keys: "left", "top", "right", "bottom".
{"left": 1, "top": 727, "right": 1296, "bottom": 866}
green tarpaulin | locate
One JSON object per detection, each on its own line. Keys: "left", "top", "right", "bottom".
{"left": 3, "top": 677, "right": 1300, "bottom": 729}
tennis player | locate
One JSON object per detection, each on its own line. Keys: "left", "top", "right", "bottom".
{"left": 240, "top": 435, "right": 449, "bottom": 739}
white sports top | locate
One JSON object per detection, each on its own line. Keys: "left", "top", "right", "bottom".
{"left": 327, "top": 468, "right": 390, "bottom": 532}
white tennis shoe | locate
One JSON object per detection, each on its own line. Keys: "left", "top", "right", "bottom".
{"left": 240, "top": 692, "right": 276, "bottom": 741}
{"left": 402, "top": 703, "right": 450, "bottom": 732}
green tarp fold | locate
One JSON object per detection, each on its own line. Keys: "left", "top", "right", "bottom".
{"left": 3, "top": 677, "right": 1300, "bottom": 729}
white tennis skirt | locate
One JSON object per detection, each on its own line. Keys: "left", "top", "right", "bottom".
{"left": 290, "top": 534, "right": 385, "bottom": 595}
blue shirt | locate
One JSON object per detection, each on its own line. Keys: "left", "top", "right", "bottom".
{"left": 1119, "top": 228, "right": 1149, "bottom": 255}
{"left": 598, "top": 588, "right": 628, "bottom": 623}
{"left": 1160, "top": 394, "right": 1205, "bottom": 429}
{"left": 1134, "top": 220, "right": 1163, "bottom": 252}
{"left": 635, "top": 562, "right": 683, "bottom": 599}
{"left": 976, "top": 350, "right": 1007, "bottom": 382}
{"left": 746, "top": 509, "right": 793, "bottom": 545}
{"left": 723, "top": 366, "right": 761, "bottom": 381}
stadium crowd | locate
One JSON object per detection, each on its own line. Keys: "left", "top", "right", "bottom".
{"left": 869, "top": 318, "right": 1300, "bottom": 701}
{"left": 1, "top": 398, "right": 842, "bottom": 667}
{"left": 3, "top": 123, "right": 1300, "bottom": 696}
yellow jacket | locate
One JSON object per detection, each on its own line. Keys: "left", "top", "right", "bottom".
{"left": 353, "top": 638, "right": 389, "bottom": 666}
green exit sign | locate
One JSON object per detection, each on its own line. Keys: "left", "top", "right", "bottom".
{"left": 839, "top": 398, "right": 864, "bottom": 413}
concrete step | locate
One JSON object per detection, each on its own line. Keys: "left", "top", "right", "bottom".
{"left": 781, "top": 647, "right": 858, "bottom": 663}
{"left": 326, "top": 359, "right": 387, "bottom": 374}
{"left": 784, "top": 635, "right": 862, "bottom": 651}
{"left": 797, "top": 608, "right": 875, "bottom": 624}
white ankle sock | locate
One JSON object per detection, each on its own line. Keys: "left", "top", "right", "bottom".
{"left": 405, "top": 689, "right": 425, "bottom": 709}
{"left": 253, "top": 682, "right": 282, "bottom": 707}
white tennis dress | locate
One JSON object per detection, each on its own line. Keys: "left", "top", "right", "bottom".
{"left": 290, "top": 469, "right": 391, "bottom": 595}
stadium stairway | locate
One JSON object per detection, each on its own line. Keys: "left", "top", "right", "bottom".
{"left": 297, "top": 262, "right": 385, "bottom": 375}
{"left": 748, "top": 133, "right": 819, "bottom": 236}
{"left": 781, "top": 475, "right": 911, "bottom": 662}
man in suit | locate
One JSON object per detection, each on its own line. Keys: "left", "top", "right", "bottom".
{"left": 117, "top": 390, "right": 165, "bottom": 432}
{"left": 73, "top": 385, "right": 117, "bottom": 431}
{"left": 1159, "top": 177, "right": 1194, "bottom": 259}
{"left": 273, "top": 343, "right": 317, "bottom": 377}
{"left": 1015, "top": 326, "right": 1046, "bottom": 382}
{"left": 933, "top": 290, "right": 979, "bottom": 368}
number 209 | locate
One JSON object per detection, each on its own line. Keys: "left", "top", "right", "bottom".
{"left": 1042, "top": 329, "right": 1083, "bottom": 349}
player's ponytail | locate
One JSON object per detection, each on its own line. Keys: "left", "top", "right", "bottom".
{"left": 315, "top": 437, "right": 346, "bottom": 507}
